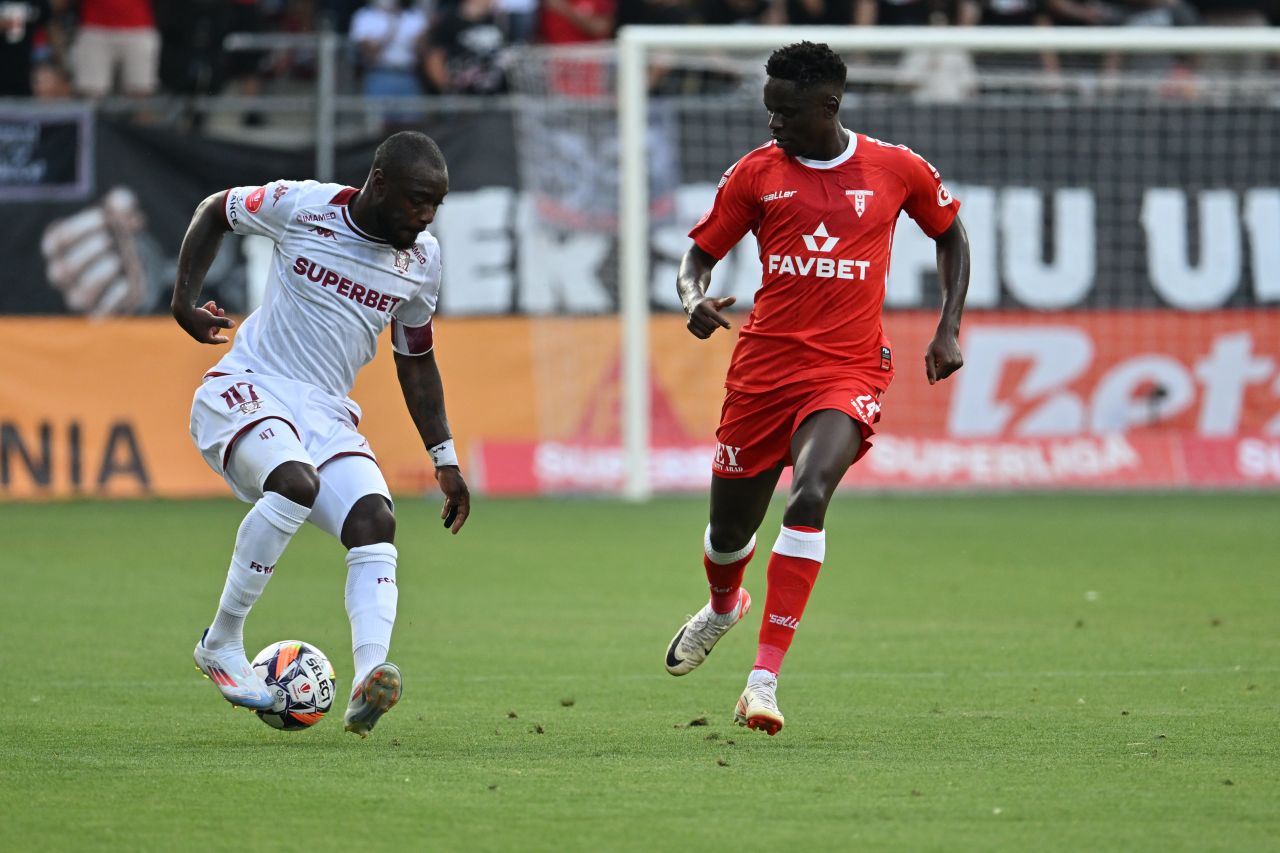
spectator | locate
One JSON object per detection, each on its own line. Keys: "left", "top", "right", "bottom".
{"left": 0, "top": 0, "right": 50, "bottom": 96}
{"left": 854, "top": 0, "right": 932, "bottom": 25}
{"left": 698, "top": 0, "right": 783, "bottom": 24}
{"left": 1046, "top": 0, "right": 1125, "bottom": 24}
{"left": 616, "top": 0, "right": 692, "bottom": 25}
{"left": 497, "top": 0, "right": 538, "bottom": 42}
{"left": 539, "top": 0, "right": 614, "bottom": 43}
{"left": 959, "top": 0, "right": 1063, "bottom": 79}
{"left": 423, "top": 0, "right": 511, "bottom": 94}
{"left": 349, "top": 0, "right": 429, "bottom": 98}
{"left": 1119, "top": 0, "right": 1198, "bottom": 25}
{"left": 794, "top": 0, "right": 854, "bottom": 23}
{"left": 70, "top": 0, "right": 160, "bottom": 97}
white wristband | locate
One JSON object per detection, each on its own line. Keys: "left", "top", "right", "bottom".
{"left": 429, "top": 438, "right": 458, "bottom": 468}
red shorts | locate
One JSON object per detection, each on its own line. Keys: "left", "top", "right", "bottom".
{"left": 712, "top": 376, "right": 886, "bottom": 478}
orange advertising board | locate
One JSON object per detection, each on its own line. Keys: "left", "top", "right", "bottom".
{"left": 4, "top": 311, "right": 1280, "bottom": 499}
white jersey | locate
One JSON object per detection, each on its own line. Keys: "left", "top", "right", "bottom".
{"left": 211, "top": 180, "right": 442, "bottom": 401}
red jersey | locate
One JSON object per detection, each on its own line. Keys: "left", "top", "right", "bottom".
{"left": 690, "top": 132, "right": 959, "bottom": 393}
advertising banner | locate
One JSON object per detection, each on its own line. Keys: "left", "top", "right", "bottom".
{"left": 3, "top": 101, "right": 1278, "bottom": 319}
{"left": 2, "top": 311, "right": 1279, "bottom": 499}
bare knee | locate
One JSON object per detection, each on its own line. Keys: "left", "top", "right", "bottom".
{"left": 341, "top": 494, "right": 396, "bottom": 548}
{"left": 263, "top": 461, "right": 320, "bottom": 508}
{"left": 783, "top": 481, "right": 829, "bottom": 529}
{"left": 708, "top": 520, "right": 755, "bottom": 554}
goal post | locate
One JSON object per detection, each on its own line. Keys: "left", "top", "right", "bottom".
{"left": 617, "top": 25, "right": 1280, "bottom": 500}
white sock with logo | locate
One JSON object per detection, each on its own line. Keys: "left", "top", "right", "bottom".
{"left": 204, "top": 492, "right": 312, "bottom": 650}
{"left": 345, "top": 543, "right": 399, "bottom": 693}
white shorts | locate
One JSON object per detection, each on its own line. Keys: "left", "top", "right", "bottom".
{"left": 190, "top": 371, "right": 391, "bottom": 538}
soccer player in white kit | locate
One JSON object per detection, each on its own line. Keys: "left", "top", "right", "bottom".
{"left": 171, "top": 132, "right": 470, "bottom": 737}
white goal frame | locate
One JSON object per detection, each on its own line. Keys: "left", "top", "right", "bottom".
{"left": 616, "top": 25, "right": 1280, "bottom": 500}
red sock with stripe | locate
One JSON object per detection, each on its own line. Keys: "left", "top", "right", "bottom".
{"left": 754, "top": 525, "right": 825, "bottom": 675}
{"left": 703, "top": 526, "right": 755, "bottom": 615}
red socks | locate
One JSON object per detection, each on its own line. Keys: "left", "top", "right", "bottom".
{"left": 754, "top": 526, "right": 825, "bottom": 675}
{"left": 703, "top": 526, "right": 755, "bottom": 614}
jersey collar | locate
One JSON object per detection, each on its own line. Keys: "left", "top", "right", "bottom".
{"left": 794, "top": 131, "right": 857, "bottom": 170}
{"left": 332, "top": 186, "right": 391, "bottom": 245}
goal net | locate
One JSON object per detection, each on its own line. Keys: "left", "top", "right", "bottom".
{"left": 497, "top": 27, "right": 1280, "bottom": 497}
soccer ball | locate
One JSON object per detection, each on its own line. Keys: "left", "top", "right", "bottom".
{"left": 251, "top": 640, "right": 337, "bottom": 730}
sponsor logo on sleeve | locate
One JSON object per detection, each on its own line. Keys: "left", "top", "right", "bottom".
{"left": 937, "top": 184, "right": 953, "bottom": 206}
{"left": 245, "top": 186, "right": 266, "bottom": 213}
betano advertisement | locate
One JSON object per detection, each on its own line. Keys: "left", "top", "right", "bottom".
{"left": 2, "top": 311, "right": 1279, "bottom": 499}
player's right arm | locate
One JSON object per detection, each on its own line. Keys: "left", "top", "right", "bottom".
{"left": 678, "top": 244, "right": 736, "bottom": 340}
{"left": 680, "top": 151, "right": 762, "bottom": 339}
{"left": 171, "top": 191, "right": 235, "bottom": 345}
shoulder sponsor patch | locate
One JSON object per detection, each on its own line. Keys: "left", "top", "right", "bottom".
{"left": 246, "top": 186, "right": 266, "bottom": 213}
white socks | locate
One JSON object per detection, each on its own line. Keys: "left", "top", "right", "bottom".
{"left": 345, "top": 542, "right": 399, "bottom": 690}
{"left": 205, "top": 492, "right": 312, "bottom": 650}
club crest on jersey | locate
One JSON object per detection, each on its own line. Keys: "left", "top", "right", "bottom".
{"left": 393, "top": 250, "right": 411, "bottom": 275}
{"left": 845, "top": 189, "right": 875, "bottom": 217}
{"left": 309, "top": 225, "right": 338, "bottom": 241}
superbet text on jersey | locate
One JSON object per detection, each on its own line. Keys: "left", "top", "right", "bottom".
{"left": 217, "top": 180, "right": 442, "bottom": 402}
{"left": 690, "top": 133, "right": 960, "bottom": 394}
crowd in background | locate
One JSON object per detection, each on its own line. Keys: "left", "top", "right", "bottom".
{"left": 1, "top": 0, "right": 1276, "bottom": 100}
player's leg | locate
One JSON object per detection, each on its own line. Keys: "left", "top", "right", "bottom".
{"left": 665, "top": 467, "right": 782, "bottom": 675}
{"left": 196, "top": 431, "right": 319, "bottom": 709}
{"left": 738, "top": 409, "right": 864, "bottom": 736}
{"left": 309, "top": 455, "right": 403, "bottom": 737}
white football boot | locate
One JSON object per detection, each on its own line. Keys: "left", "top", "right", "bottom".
{"left": 734, "top": 672, "right": 784, "bottom": 736}
{"left": 193, "top": 630, "right": 278, "bottom": 710}
{"left": 344, "top": 662, "right": 403, "bottom": 738}
{"left": 664, "top": 589, "right": 751, "bottom": 676}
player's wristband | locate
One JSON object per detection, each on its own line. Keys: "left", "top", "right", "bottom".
{"left": 429, "top": 438, "right": 458, "bottom": 468}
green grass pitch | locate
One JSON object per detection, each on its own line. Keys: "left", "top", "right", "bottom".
{"left": 1, "top": 494, "right": 1277, "bottom": 852}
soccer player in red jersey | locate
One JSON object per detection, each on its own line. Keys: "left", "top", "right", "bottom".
{"left": 663, "top": 42, "right": 970, "bottom": 735}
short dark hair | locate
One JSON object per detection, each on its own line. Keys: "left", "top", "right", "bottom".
{"left": 372, "top": 131, "right": 447, "bottom": 179}
{"left": 766, "top": 42, "right": 847, "bottom": 91}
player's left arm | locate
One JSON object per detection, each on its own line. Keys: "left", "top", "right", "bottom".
{"left": 926, "top": 217, "right": 970, "bottom": 385}
{"left": 897, "top": 147, "right": 971, "bottom": 385}
{"left": 394, "top": 349, "right": 470, "bottom": 534}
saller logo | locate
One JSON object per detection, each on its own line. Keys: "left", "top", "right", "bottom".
{"left": 768, "top": 615, "right": 800, "bottom": 629}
